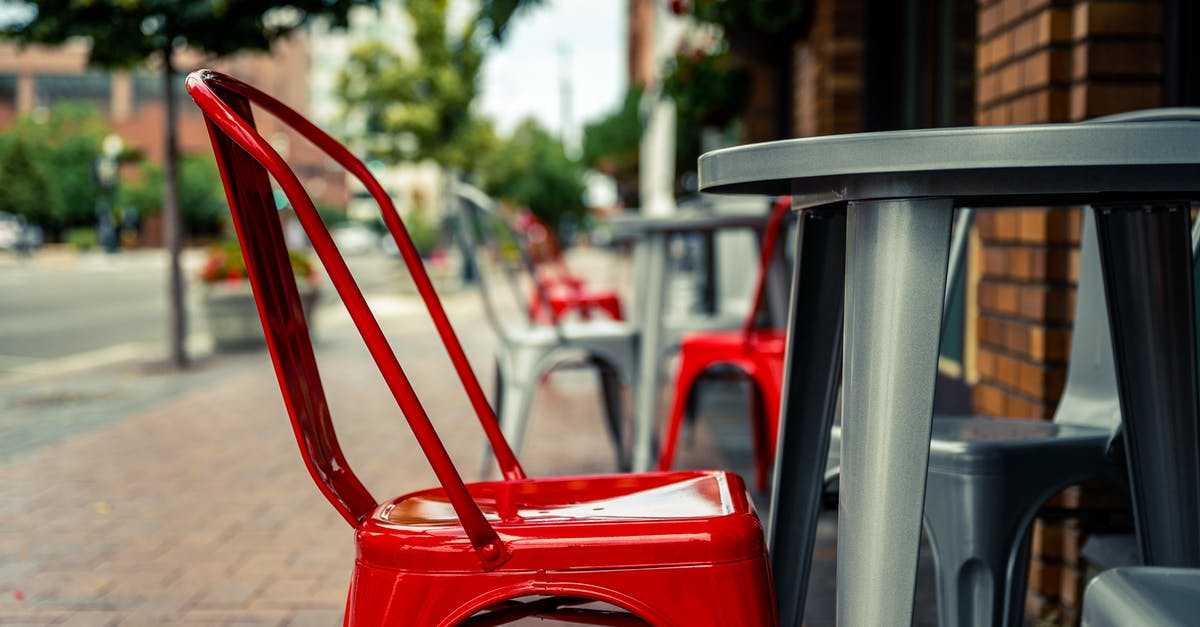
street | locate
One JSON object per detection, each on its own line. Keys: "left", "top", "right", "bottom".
{"left": 0, "top": 246, "right": 403, "bottom": 379}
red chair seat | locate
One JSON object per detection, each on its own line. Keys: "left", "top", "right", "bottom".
{"left": 530, "top": 285, "right": 625, "bottom": 323}
{"left": 359, "top": 470, "right": 764, "bottom": 573}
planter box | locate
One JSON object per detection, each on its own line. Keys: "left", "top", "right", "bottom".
{"left": 203, "top": 281, "right": 319, "bottom": 351}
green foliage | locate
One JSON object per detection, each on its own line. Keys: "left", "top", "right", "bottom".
{"left": 65, "top": 227, "right": 98, "bottom": 250}
{"left": 199, "top": 239, "right": 314, "bottom": 284}
{"left": 686, "top": 0, "right": 809, "bottom": 46}
{"left": 481, "top": 119, "right": 586, "bottom": 235}
{"left": 118, "top": 154, "right": 228, "bottom": 235}
{"left": 662, "top": 48, "right": 749, "bottom": 129}
{"left": 0, "top": 134, "right": 50, "bottom": 225}
{"left": 403, "top": 208, "right": 441, "bottom": 258}
{"left": 0, "top": 104, "right": 108, "bottom": 231}
{"left": 476, "top": 0, "right": 545, "bottom": 42}
{"left": 1, "top": 0, "right": 375, "bottom": 67}
{"left": 581, "top": 86, "right": 642, "bottom": 185}
{"left": 336, "top": 0, "right": 493, "bottom": 171}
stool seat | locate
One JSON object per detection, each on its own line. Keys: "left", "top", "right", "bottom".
{"left": 360, "top": 470, "right": 765, "bottom": 572}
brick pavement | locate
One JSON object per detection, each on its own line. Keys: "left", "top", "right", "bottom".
{"left": 0, "top": 248, "right": 936, "bottom": 626}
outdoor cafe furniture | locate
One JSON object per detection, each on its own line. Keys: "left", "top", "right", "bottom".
{"left": 1081, "top": 567, "right": 1200, "bottom": 626}
{"left": 452, "top": 183, "right": 641, "bottom": 473}
{"left": 188, "top": 68, "right": 778, "bottom": 626}
{"left": 825, "top": 214, "right": 1124, "bottom": 627}
{"left": 607, "top": 204, "right": 788, "bottom": 474}
{"left": 515, "top": 212, "right": 625, "bottom": 323}
{"left": 698, "top": 109, "right": 1200, "bottom": 626}
{"left": 657, "top": 196, "right": 792, "bottom": 491}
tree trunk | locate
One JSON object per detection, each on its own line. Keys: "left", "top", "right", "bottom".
{"left": 163, "top": 48, "right": 187, "bottom": 368}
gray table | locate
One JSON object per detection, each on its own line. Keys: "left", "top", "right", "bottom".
{"left": 698, "top": 110, "right": 1200, "bottom": 625}
{"left": 607, "top": 209, "right": 781, "bottom": 473}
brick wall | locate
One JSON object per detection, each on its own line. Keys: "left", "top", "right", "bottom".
{"left": 974, "top": 0, "right": 1162, "bottom": 622}
{"left": 792, "top": 0, "right": 863, "bottom": 137}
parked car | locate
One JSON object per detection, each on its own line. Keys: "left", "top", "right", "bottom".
{"left": 0, "top": 212, "right": 42, "bottom": 252}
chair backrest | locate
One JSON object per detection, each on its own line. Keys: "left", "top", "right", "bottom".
{"left": 741, "top": 196, "right": 794, "bottom": 342}
{"left": 1053, "top": 212, "right": 1121, "bottom": 429}
{"left": 186, "top": 69, "right": 519, "bottom": 570}
{"left": 452, "top": 182, "right": 565, "bottom": 336}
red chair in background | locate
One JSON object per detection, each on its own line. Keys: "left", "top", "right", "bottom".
{"left": 516, "top": 212, "right": 625, "bottom": 323}
{"left": 187, "top": 69, "right": 776, "bottom": 626}
{"left": 657, "top": 197, "right": 791, "bottom": 492}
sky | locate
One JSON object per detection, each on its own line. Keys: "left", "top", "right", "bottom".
{"left": 477, "top": 0, "right": 626, "bottom": 149}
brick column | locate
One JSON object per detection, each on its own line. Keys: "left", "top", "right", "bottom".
{"left": 974, "top": 0, "right": 1162, "bottom": 623}
{"left": 792, "top": 0, "right": 863, "bottom": 137}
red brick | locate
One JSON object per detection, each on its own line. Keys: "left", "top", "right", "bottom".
{"left": 1073, "top": 1, "right": 1164, "bottom": 39}
{"left": 1073, "top": 41, "right": 1163, "bottom": 80}
{"left": 1070, "top": 81, "right": 1163, "bottom": 120}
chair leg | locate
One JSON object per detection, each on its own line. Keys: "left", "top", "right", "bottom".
{"left": 481, "top": 360, "right": 538, "bottom": 478}
{"left": 658, "top": 349, "right": 710, "bottom": 472}
{"left": 594, "top": 358, "right": 631, "bottom": 472}
{"left": 923, "top": 470, "right": 1046, "bottom": 627}
{"left": 748, "top": 381, "right": 771, "bottom": 493}
{"left": 601, "top": 296, "right": 624, "bottom": 321}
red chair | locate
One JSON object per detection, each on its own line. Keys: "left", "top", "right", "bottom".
{"left": 517, "top": 212, "right": 625, "bottom": 323}
{"left": 187, "top": 69, "right": 776, "bottom": 626}
{"left": 657, "top": 197, "right": 791, "bottom": 492}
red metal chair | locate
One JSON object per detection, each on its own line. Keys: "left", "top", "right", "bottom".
{"left": 517, "top": 212, "right": 625, "bottom": 323}
{"left": 657, "top": 197, "right": 791, "bottom": 492}
{"left": 187, "top": 69, "right": 776, "bottom": 626}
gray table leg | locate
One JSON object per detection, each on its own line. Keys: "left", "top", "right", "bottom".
{"left": 769, "top": 206, "right": 846, "bottom": 626}
{"left": 1093, "top": 204, "right": 1200, "bottom": 567}
{"left": 839, "top": 198, "right": 953, "bottom": 626}
{"left": 632, "top": 231, "right": 668, "bottom": 472}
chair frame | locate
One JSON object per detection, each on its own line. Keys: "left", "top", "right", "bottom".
{"left": 188, "top": 69, "right": 778, "bottom": 627}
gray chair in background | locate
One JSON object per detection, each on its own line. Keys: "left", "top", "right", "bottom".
{"left": 827, "top": 214, "right": 1123, "bottom": 627}
{"left": 1081, "top": 567, "right": 1200, "bottom": 627}
{"left": 453, "top": 183, "right": 642, "bottom": 473}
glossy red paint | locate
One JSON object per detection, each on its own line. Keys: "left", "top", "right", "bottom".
{"left": 657, "top": 197, "right": 792, "bottom": 492}
{"left": 187, "top": 69, "right": 777, "bottom": 626}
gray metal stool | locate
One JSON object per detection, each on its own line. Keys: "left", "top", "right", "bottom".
{"left": 1081, "top": 567, "right": 1200, "bottom": 627}
{"left": 827, "top": 214, "right": 1122, "bottom": 626}
{"left": 453, "top": 183, "right": 642, "bottom": 472}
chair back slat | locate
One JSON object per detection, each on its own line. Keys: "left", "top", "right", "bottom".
{"left": 1056, "top": 212, "right": 1121, "bottom": 429}
{"left": 188, "top": 70, "right": 515, "bottom": 569}
{"left": 202, "top": 96, "right": 376, "bottom": 528}
{"left": 453, "top": 183, "right": 565, "bottom": 335}
{"left": 741, "top": 197, "right": 793, "bottom": 341}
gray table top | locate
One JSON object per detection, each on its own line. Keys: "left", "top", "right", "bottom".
{"left": 698, "top": 115, "right": 1200, "bottom": 206}
{"left": 605, "top": 209, "right": 770, "bottom": 238}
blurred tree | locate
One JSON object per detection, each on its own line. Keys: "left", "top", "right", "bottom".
{"left": 336, "top": 0, "right": 493, "bottom": 172}
{"left": 581, "top": 86, "right": 642, "bottom": 207}
{"left": 476, "top": 0, "right": 545, "bottom": 42}
{"left": 0, "top": 135, "right": 50, "bottom": 226}
{"left": 482, "top": 118, "right": 586, "bottom": 235}
{"left": 0, "top": 104, "right": 108, "bottom": 233}
{"left": 119, "top": 154, "right": 227, "bottom": 236}
{"left": 1, "top": 0, "right": 374, "bottom": 368}
{"left": 671, "top": 0, "right": 810, "bottom": 143}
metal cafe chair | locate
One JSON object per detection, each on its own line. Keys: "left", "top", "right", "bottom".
{"left": 824, "top": 213, "right": 1123, "bottom": 627}
{"left": 187, "top": 68, "right": 777, "bottom": 626}
{"left": 1081, "top": 567, "right": 1200, "bottom": 627}
{"left": 515, "top": 212, "right": 625, "bottom": 323}
{"left": 657, "top": 197, "right": 791, "bottom": 491}
{"left": 452, "top": 184, "right": 642, "bottom": 472}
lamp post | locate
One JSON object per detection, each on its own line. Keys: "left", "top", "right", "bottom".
{"left": 93, "top": 133, "right": 124, "bottom": 253}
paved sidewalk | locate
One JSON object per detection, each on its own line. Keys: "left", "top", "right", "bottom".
{"left": 0, "top": 247, "right": 936, "bottom": 626}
